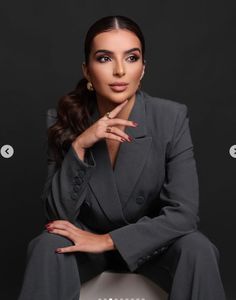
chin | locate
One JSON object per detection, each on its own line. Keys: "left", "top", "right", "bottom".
{"left": 108, "top": 90, "right": 135, "bottom": 102}
{"left": 97, "top": 87, "right": 137, "bottom": 104}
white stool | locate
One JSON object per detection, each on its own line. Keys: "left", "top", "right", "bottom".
{"left": 80, "top": 271, "right": 168, "bottom": 300}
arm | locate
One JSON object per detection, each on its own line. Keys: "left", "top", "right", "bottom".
{"left": 40, "top": 109, "right": 96, "bottom": 223}
{"left": 108, "top": 104, "right": 200, "bottom": 272}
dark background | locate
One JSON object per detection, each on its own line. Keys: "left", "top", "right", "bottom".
{"left": 0, "top": 1, "right": 235, "bottom": 299}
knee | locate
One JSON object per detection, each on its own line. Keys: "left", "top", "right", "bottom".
{"left": 27, "top": 229, "right": 74, "bottom": 253}
{"left": 170, "top": 230, "right": 220, "bottom": 263}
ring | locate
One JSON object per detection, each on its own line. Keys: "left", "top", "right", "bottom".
{"left": 105, "top": 111, "right": 112, "bottom": 119}
{"left": 106, "top": 126, "right": 112, "bottom": 133}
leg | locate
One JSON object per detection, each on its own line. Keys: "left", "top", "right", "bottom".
{"left": 135, "top": 230, "right": 226, "bottom": 300}
{"left": 17, "top": 229, "right": 108, "bottom": 300}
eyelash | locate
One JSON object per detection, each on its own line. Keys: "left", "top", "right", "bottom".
{"left": 96, "top": 55, "right": 140, "bottom": 63}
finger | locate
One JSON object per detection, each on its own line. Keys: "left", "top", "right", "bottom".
{"left": 48, "top": 221, "right": 84, "bottom": 235}
{"left": 105, "top": 118, "right": 137, "bottom": 127}
{"left": 48, "top": 228, "right": 74, "bottom": 240}
{"left": 104, "top": 132, "right": 128, "bottom": 142}
{"left": 55, "top": 245, "right": 79, "bottom": 253}
{"left": 104, "top": 127, "right": 131, "bottom": 142}
{"left": 103, "top": 99, "right": 129, "bottom": 119}
{"left": 47, "top": 225, "right": 78, "bottom": 238}
{"left": 49, "top": 220, "right": 77, "bottom": 230}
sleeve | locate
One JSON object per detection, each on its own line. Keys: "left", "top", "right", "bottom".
{"left": 40, "top": 109, "right": 96, "bottom": 223}
{"left": 108, "top": 104, "right": 200, "bottom": 272}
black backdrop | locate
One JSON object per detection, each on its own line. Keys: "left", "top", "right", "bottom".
{"left": 0, "top": 1, "right": 235, "bottom": 299}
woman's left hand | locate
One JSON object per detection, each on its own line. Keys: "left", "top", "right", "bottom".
{"left": 45, "top": 220, "right": 115, "bottom": 253}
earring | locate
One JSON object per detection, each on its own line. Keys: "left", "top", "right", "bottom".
{"left": 140, "top": 70, "right": 144, "bottom": 80}
{"left": 87, "top": 81, "right": 94, "bottom": 91}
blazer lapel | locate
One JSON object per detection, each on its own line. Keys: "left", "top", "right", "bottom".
{"left": 114, "top": 91, "right": 152, "bottom": 209}
{"left": 88, "top": 90, "right": 152, "bottom": 226}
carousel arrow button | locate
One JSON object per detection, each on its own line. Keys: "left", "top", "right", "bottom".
{"left": 1, "top": 145, "right": 14, "bottom": 158}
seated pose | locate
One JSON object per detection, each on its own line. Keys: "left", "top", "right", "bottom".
{"left": 18, "top": 15, "right": 226, "bottom": 300}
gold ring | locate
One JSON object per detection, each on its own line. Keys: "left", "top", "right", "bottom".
{"left": 106, "top": 126, "right": 112, "bottom": 133}
{"left": 105, "top": 111, "right": 112, "bottom": 119}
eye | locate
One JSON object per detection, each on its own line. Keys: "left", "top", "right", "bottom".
{"left": 95, "top": 54, "right": 140, "bottom": 63}
{"left": 127, "top": 55, "right": 140, "bottom": 62}
{"left": 96, "top": 55, "right": 111, "bottom": 63}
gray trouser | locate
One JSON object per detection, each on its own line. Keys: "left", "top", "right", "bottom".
{"left": 17, "top": 229, "right": 226, "bottom": 300}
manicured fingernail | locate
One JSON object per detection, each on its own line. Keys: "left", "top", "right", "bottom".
{"left": 128, "top": 136, "right": 133, "bottom": 142}
{"left": 55, "top": 249, "right": 61, "bottom": 253}
{"left": 132, "top": 122, "right": 138, "bottom": 126}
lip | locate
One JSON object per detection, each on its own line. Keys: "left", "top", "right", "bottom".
{"left": 109, "top": 85, "right": 128, "bottom": 92}
{"left": 109, "top": 82, "right": 128, "bottom": 86}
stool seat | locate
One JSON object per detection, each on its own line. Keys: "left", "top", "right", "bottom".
{"left": 80, "top": 270, "right": 168, "bottom": 300}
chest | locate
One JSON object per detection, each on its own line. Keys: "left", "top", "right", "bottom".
{"left": 105, "top": 124, "right": 126, "bottom": 170}
{"left": 106, "top": 140, "right": 122, "bottom": 170}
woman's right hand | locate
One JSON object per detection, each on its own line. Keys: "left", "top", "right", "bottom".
{"left": 72, "top": 99, "right": 138, "bottom": 150}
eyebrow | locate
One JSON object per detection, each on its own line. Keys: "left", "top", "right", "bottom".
{"left": 94, "top": 47, "right": 141, "bottom": 55}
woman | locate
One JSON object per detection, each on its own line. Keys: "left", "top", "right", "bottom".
{"left": 18, "top": 15, "right": 226, "bottom": 300}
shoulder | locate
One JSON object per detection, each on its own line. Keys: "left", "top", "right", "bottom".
{"left": 140, "top": 90, "right": 189, "bottom": 136}
{"left": 141, "top": 90, "right": 188, "bottom": 117}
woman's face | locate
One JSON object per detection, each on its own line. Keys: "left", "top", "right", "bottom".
{"left": 82, "top": 29, "right": 145, "bottom": 104}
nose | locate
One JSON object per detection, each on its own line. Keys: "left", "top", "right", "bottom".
{"left": 113, "top": 60, "right": 125, "bottom": 77}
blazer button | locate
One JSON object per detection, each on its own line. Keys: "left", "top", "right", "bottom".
{"left": 136, "top": 196, "right": 145, "bottom": 205}
{"left": 71, "top": 192, "right": 77, "bottom": 200}
{"left": 73, "top": 185, "right": 80, "bottom": 192}
{"left": 73, "top": 176, "right": 82, "bottom": 183}
{"left": 82, "top": 200, "right": 92, "bottom": 208}
{"left": 84, "top": 200, "right": 91, "bottom": 208}
{"left": 75, "top": 177, "right": 83, "bottom": 185}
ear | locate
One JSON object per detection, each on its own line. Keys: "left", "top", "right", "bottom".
{"left": 82, "top": 62, "right": 90, "bottom": 81}
{"left": 140, "top": 64, "right": 145, "bottom": 80}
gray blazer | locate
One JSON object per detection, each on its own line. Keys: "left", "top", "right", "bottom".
{"left": 41, "top": 89, "right": 200, "bottom": 272}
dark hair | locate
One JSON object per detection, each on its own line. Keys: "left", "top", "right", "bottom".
{"left": 47, "top": 15, "right": 146, "bottom": 167}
